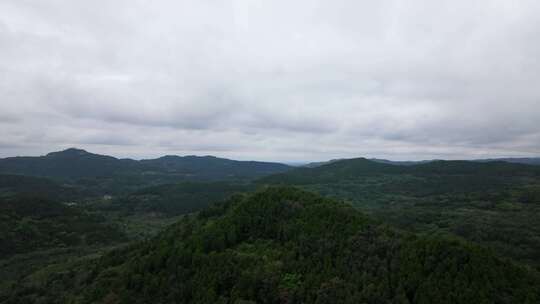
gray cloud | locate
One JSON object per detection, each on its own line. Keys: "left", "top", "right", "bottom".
{"left": 1, "top": 0, "right": 540, "bottom": 162}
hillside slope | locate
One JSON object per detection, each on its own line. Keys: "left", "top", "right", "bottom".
{"left": 0, "top": 174, "right": 81, "bottom": 200}
{"left": 100, "top": 181, "right": 251, "bottom": 216}
{"left": 258, "top": 159, "right": 540, "bottom": 268}
{"left": 0, "top": 196, "right": 126, "bottom": 259}
{"left": 4, "top": 187, "right": 538, "bottom": 303}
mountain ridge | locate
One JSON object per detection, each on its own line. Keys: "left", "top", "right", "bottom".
{"left": 261, "top": 157, "right": 540, "bottom": 185}
{"left": 305, "top": 157, "right": 540, "bottom": 168}
{"left": 0, "top": 148, "right": 292, "bottom": 182}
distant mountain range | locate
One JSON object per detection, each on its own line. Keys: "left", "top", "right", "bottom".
{"left": 305, "top": 157, "right": 540, "bottom": 167}
{"left": 139, "top": 154, "right": 291, "bottom": 179}
{"left": 261, "top": 157, "right": 540, "bottom": 185}
{"left": 0, "top": 148, "right": 292, "bottom": 182}
{"left": 1, "top": 148, "right": 539, "bottom": 184}
{"left": 369, "top": 158, "right": 435, "bottom": 166}
{"left": 473, "top": 157, "right": 540, "bottom": 166}
{"left": 303, "top": 158, "right": 344, "bottom": 168}
{"left": 304, "top": 158, "right": 431, "bottom": 168}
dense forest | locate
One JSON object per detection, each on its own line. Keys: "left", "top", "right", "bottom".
{"left": 98, "top": 182, "right": 252, "bottom": 216}
{"left": 2, "top": 187, "right": 539, "bottom": 303}
{"left": 259, "top": 158, "right": 540, "bottom": 269}
{"left": 0, "top": 174, "right": 84, "bottom": 201}
{"left": 0, "top": 195, "right": 126, "bottom": 259}
{"left": 0, "top": 169, "right": 253, "bottom": 297}
{"left": 2, "top": 150, "right": 540, "bottom": 303}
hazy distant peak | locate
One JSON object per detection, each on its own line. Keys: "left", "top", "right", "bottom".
{"left": 46, "top": 148, "right": 91, "bottom": 157}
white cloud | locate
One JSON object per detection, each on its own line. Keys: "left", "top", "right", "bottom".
{"left": 1, "top": 0, "right": 539, "bottom": 161}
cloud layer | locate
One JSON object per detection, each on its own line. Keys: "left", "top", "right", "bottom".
{"left": 1, "top": 1, "right": 539, "bottom": 161}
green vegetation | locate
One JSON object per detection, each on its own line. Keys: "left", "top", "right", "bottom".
{"left": 0, "top": 149, "right": 291, "bottom": 195}
{"left": 2, "top": 150, "right": 540, "bottom": 303}
{"left": 0, "top": 177, "right": 250, "bottom": 295}
{"left": 0, "top": 195, "right": 126, "bottom": 259}
{"left": 0, "top": 149, "right": 140, "bottom": 180}
{"left": 0, "top": 174, "right": 82, "bottom": 200}
{"left": 3, "top": 187, "right": 538, "bottom": 303}
{"left": 97, "top": 181, "right": 251, "bottom": 216}
{"left": 259, "top": 158, "right": 540, "bottom": 269}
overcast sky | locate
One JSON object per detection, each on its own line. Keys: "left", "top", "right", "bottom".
{"left": 1, "top": 1, "right": 539, "bottom": 162}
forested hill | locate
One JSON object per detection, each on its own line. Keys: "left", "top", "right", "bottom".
{"left": 140, "top": 155, "right": 291, "bottom": 180}
{"left": 257, "top": 158, "right": 540, "bottom": 269}
{"left": 5, "top": 187, "right": 539, "bottom": 303}
{"left": 259, "top": 157, "right": 540, "bottom": 185}
{"left": 0, "top": 148, "right": 140, "bottom": 179}
{"left": 261, "top": 158, "right": 402, "bottom": 184}
{"left": 0, "top": 148, "right": 291, "bottom": 182}
{"left": 475, "top": 157, "right": 540, "bottom": 166}
{"left": 305, "top": 157, "right": 540, "bottom": 169}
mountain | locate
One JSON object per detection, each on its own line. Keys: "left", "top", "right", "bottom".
{"left": 259, "top": 158, "right": 407, "bottom": 184}
{"left": 258, "top": 158, "right": 540, "bottom": 268}
{"left": 140, "top": 155, "right": 291, "bottom": 180}
{"left": 369, "top": 158, "right": 434, "bottom": 166}
{"left": 4, "top": 187, "right": 538, "bottom": 303}
{"left": 0, "top": 148, "right": 140, "bottom": 179}
{"left": 0, "top": 148, "right": 292, "bottom": 185}
{"left": 367, "top": 157, "right": 540, "bottom": 167}
{"left": 307, "top": 157, "right": 540, "bottom": 168}
{"left": 303, "top": 158, "right": 344, "bottom": 168}
{"left": 260, "top": 157, "right": 540, "bottom": 185}
{"left": 475, "top": 157, "right": 540, "bottom": 166}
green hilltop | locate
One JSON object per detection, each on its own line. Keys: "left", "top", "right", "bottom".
{"left": 4, "top": 187, "right": 539, "bottom": 303}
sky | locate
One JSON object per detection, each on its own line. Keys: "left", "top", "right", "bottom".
{"left": 1, "top": 1, "right": 539, "bottom": 162}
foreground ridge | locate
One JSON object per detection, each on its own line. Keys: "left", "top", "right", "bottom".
{"left": 4, "top": 187, "right": 539, "bottom": 303}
